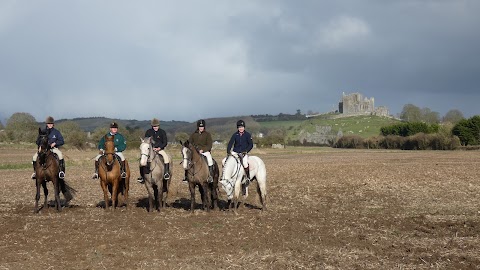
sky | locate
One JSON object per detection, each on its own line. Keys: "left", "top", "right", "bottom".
{"left": 1, "top": 0, "right": 479, "bottom": 123}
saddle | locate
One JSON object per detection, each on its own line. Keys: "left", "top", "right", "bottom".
{"left": 144, "top": 152, "right": 164, "bottom": 175}
{"left": 39, "top": 150, "right": 59, "bottom": 167}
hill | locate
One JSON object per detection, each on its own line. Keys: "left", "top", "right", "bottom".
{"left": 56, "top": 117, "right": 190, "bottom": 133}
{"left": 52, "top": 114, "right": 400, "bottom": 144}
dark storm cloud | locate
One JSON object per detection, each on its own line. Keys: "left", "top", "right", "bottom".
{"left": 0, "top": 0, "right": 479, "bottom": 123}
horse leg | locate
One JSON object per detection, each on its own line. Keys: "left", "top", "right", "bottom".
{"left": 256, "top": 177, "right": 267, "bottom": 211}
{"left": 203, "top": 182, "right": 211, "bottom": 212}
{"left": 210, "top": 183, "right": 218, "bottom": 211}
{"left": 162, "top": 179, "right": 169, "bottom": 208}
{"left": 233, "top": 177, "right": 243, "bottom": 214}
{"left": 42, "top": 181, "right": 49, "bottom": 210}
{"left": 189, "top": 182, "right": 196, "bottom": 213}
{"left": 122, "top": 177, "right": 129, "bottom": 209}
{"left": 111, "top": 182, "right": 119, "bottom": 210}
{"left": 34, "top": 180, "right": 42, "bottom": 213}
{"left": 158, "top": 180, "right": 164, "bottom": 212}
{"left": 145, "top": 183, "right": 154, "bottom": 212}
{"left": 53, "top": 180, "right": 62, "bottom": 212}
{"left": 124, "top": 161, "right": 130, "bottom": 209}
{"left": 100, "top": 181, "right": 110, "bottom": 210}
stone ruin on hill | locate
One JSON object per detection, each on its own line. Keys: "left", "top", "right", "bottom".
{"left": 338, "top": 92, "right": 389, "bottom": 117}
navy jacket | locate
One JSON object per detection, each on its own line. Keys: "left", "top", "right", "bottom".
{"left": 36, "top": 127, "right": 64, "bottom": 147}
{"left": 227, "top": 131, "right": 253, "bottom": 154}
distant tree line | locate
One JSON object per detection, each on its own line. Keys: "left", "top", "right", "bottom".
{"left": 251, "top": 109, "right": 306, "bottom": 122}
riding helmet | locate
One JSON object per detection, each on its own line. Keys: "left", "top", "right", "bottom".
{"left": 197, "top": 119, "right": 205, "bottom": 127}
{"left": 236, "top": 120, "right": 245, "bottom": 127}
{"left": 151, "top": 118, "right": 160, "bottom": 127}
{"left": 45, "top": 116, "right": 54, "bottom": 124}
{"left": 110, "top": 122, "right": 119, "bottom": 128}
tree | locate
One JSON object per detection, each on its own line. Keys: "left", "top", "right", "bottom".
{"left": 4, "top": 112, "right": 38, "bottom": 142}
{"left": 443, "top": 109, "right": 464, "bottom": 124}
{"left": 175, "top": 132, "right": 189, "bottom": 143}
{"left": 421, "top": 108, "right": 440, "bottom": 124}
{"left": 56, "top": 121, "right": 88, "bottom": 149}
{"left": 452, "top": 116, "right": 480, "bottom": 145}
{"left": 400, "top": 104, "right": 422, "bottom": 122}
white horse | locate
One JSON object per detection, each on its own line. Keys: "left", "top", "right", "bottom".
{"left": 139, "top": 137, "right": 171, "bottom": 212}
{"left": 220, "top": 153, "right": 267, "bottom": 212}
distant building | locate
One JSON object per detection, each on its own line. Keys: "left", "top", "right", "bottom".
{"left": 338, "top": 92, "right": 389, "bottom": 117}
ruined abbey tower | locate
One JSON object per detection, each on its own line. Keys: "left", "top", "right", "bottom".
{"left": 338, "top": 92, "right": 389, "bottom": 117}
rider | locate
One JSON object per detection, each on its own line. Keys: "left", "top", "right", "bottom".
{"left": 92, "top": 122, "right": 127, "bottom": 179}
{"left": 31, "top": 116, "right": 66, "bottom": 180}
{"left": 183, "top": 119, "right": 214, "bottom": 182}
{"left": 137, "top": 118, "right": 171, "bottom": 183}
{"left": 226, "top": 120, "right": 254, "bottom": 181}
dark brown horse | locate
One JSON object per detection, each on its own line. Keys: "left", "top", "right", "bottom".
{"left": 181, "top": 140, "right": 219, "bottom": 212}
{"left": 34, "top": 128, "right": 76, "bottom": 213}
{"left": 97, "top": 135, "right": 130, "bottom": 210}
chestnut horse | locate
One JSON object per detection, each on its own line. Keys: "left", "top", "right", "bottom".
{"left": 34, "top": 128, "right": 76, "bottom": 213}
{"left": 181, "top": 140, "right": 220, "bottom": 213}
{"left": 139, "top": 137, "right": 171, "bottom": 212}
{"left": 97, "top": 135, "right": 130, "bottom": 210}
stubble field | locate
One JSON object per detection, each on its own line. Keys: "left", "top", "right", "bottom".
{"left": 1, "top": 146, "right": 480, "bottom": 269}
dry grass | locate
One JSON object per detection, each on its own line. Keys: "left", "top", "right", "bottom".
{"left": 1, "top": 147, "right": 480, "bottom": 269}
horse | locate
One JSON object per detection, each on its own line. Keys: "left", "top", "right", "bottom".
{"left": 180, "top": 140, "right": 220, "bottom": 213}
{"left": 34, "top": 128, "right": 76, "bottom": 213}
{"left": 139, "top": 137, "right": 172, "bottom": 212}
{"left": 220, "top": 153, "right": 267, "bottom": 213}
{"left": 97, "top": 135, "right": 130, "bottom": 210}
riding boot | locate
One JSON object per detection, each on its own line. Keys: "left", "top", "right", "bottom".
{"left": 59, "top": 159, "right": 65, "bottom": 179}
{"left": 207, "top": 165, "right": 214, "bottom": 183}
{"left": 121, "top": 160, "right": 126, "bottom": 178}
{"left": 163, "top": 163, "right": 170, "bottom": 180}
{"left": 183, "top": 169, "right": 188, "bottom": 182}
{"left": 92, "top": 160, "right": 99, "bottom": 179}
{"left": 31, "top": 161, "right": 37, "bottom": 179}
{"left": 137, "top": 166, "right": 145, "bottom": 183}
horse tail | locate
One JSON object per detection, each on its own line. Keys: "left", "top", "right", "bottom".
{"left": 59, "top": 178, "right": 77, "bottom": 202}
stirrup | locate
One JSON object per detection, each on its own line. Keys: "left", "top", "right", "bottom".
{"left": 31, "top": 173, "right": 36, "bottom": 179}
{"left": 121, "top": 171, "right": 126, "bottom": 178}
{"left": 137, "top": 178, "right": 145, "bottom": 184}
{"left": 59, "top": 171, "right": 65, "bottom": 179}
{"left": 207, "top": 175, "right": 213, "bottom": 183}
{"left": 164, "top": 173, "right": 170, "bottom": 180}
{"left": 92, "top": 173, "right": 98, "bottom": 179}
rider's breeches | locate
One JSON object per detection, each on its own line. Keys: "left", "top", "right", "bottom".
{"left": 32, "top": 147, "right": 63, "bottom": 162}
{"left": 201, "top": 151, "right": 214, "bottom": 166}
{"left": 232, "top": 151, "right": 248, "bottom": 168}
{"left": 156, "top": 150, "right": 170, "bottom": 163}
{"left": 95, "top": 152, "right": 125, "bottom": 161}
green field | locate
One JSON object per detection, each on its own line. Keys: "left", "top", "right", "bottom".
{"left": 258, "top": 115, "right": 401, "bottom": 141}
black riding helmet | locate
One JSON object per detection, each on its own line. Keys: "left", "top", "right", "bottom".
{"left": 236, "top": 120, "right": 245, "bottom": 127}
{"left": 197, "top": 119, "right": 206, "bottom": 127}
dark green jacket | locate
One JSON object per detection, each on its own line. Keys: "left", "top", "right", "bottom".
{"left": 98, "top": 132, "right": 127, "bottom": 152}
{"left": 189, "top": 130, "right": 213, "bottom": 152}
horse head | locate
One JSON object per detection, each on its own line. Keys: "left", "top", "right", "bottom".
{"left": 180, "top": 140, "right": 194, "bottom": 170}
{"left": 103, "top": 135, "right": 116, "bottom": 166}
{"left": 139, "top": 137, "right": 153, "bottom": 166}
{"left": 37, "top": 128, "right": 50, "bottom": 165}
